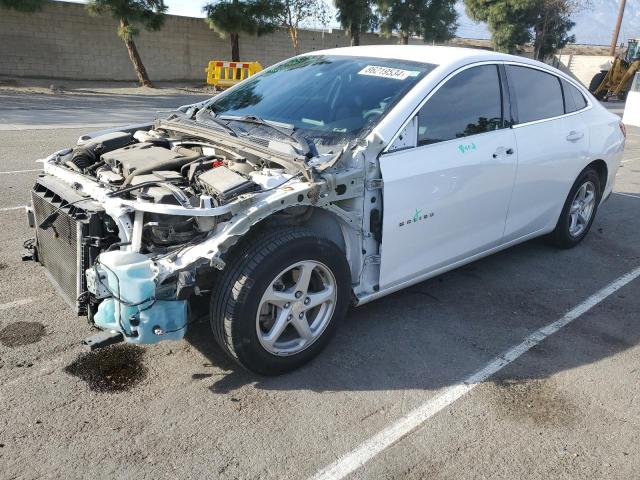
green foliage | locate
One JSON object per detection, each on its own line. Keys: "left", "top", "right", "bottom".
{"left": 420, "top": 0, "right": 458, "bottom": 42}
{"left": 86, "top": 0, "right": 167, "bottom": 40}
{"left": 0, "top": 0, "right": 45, "bottom": 12}
{"left": 279, "top": 0, "right": 329, "bottom": 51}
{"left": 465, "top": 0, "right": 577, "bottom": 56}
{"left": 465, "top": 0, "right": 537, "bottom": 53}
{"left": 334, "top": 0, "right": 378, "bottom": 42}
{"left": 533, "top": 0, "right": 575, "bottom": 59}
{"left": 280, "top": 0, "right": 329, "bottom": 30}
{"left": 376, "top": 0, "right": 458, "bottom": 44}
{"left": 203, "top": 0, "right": 284, "bottom": 38}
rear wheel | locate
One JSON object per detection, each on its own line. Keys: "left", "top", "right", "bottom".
{"left": 210, "top": 227, "right": 351, "bottom": 375}
{"left": 548, "top": 168, "right": 601, "bottom": 249}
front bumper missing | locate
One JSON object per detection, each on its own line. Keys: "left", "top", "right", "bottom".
{"left": 86, "top": 250, "right": 188, "bottom": 344}
{"left": 27, "top": 174, "right": 189, "bottom": 346}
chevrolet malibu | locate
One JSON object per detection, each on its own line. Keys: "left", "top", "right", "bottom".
{"left": 25, "top": 46, "right": 625, "bottom": 375}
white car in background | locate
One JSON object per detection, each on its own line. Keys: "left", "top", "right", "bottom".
{"left": 26, "top": 46, "right": 625, "bottom": 375}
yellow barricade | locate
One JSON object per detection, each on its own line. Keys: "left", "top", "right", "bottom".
{"left": 205, "top": 60, "right": 262, "bottom": 88}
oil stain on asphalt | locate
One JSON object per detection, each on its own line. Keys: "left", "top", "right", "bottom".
{"left": 489, "top": 377, "right": 579, "bottom": 427}
{"left": 64, "top": 344, "right": 147, "bottom": 393}
{"left": 0, "top": 321, "right": 45, "bottom": 347}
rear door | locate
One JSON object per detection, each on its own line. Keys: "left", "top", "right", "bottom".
{"left": 378, "top": 64, "right": 518, "bottom": 289}
{"left": 503, "top": 65, "right": 591, "bottom": 240}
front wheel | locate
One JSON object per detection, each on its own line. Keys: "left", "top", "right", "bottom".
{"left": 210, "top": 227, "right": 351, "bottom": 375}
{"left": 548, "top": 168, "right": 601, "bottom": 249}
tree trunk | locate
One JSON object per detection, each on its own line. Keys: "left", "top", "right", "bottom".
{"left": 533, "top": 10, "right": 548, "bottom": 61}
{"left": 352, "top": 28, "right": 360, "bottom": 47}
{"left": 120, "top": 18, "right": 152, "bottom": 87}
{"left": 230, "top": 32, "right": 240, "bottom": 62}
{"left": 400, "top": 33, "right": 409, "bottom": 45}
{"left": 289, "top": 27, "right": 299, "bottom": 54}
{"left": 533, "top": 26, "right": 542, "bottom": 60}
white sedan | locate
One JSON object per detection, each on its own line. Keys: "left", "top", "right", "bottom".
{"left": 28, "top": 45, "right": 625, "bottom": 374}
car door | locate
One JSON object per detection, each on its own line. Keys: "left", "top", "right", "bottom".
{"left": 502, "top": 65, "right": 591, "bottom": 241}
{"left": 378, "top": 64, "right": 518, "bottom": 290}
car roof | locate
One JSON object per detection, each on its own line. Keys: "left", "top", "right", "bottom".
{"left": 308, "top": 45, "right": 533, "bottom": 68}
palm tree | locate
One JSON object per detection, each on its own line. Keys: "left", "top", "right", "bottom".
{"left": 204, "top": 0, "right": 283, "bottom": 62}
{"left": 334, "top": 0, "right": 377, "bottom": 46}
{"left": 377, "top": 0, "right": 457, "bottom": 45}
{"left": 86, "top": 0, "right": 167, "bottom": 87}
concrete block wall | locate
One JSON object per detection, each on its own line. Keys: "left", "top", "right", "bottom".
{"left": 555, "top": 54, "right": 614, "bottom": 87}
{"left": 0, "top": 1, "right": 419, "bottom": 82}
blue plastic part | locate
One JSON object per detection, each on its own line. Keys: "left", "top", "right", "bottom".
{"left": 94, "top": 298, "right": 188, "bottom": 344}
{"left": 91, "top": 250, "right": 188, "bottom": 344}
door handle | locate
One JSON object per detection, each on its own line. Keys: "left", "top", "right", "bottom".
{"left": 566, "top": 131, "right": 584, "bottom": 142}
{"left": 493, "top": 147, "right": 515, "bottom": 158}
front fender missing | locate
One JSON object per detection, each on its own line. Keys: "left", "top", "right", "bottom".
{"left": 154, "top": 180, "right": 332, "bottom": 282}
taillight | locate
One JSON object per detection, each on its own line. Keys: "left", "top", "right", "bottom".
{"left": 620, "top": 122, "right": 627, "bottom": 139}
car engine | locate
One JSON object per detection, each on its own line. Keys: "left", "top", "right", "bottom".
{"left": 50, "top": 127, "right": 297, "bottom": 254}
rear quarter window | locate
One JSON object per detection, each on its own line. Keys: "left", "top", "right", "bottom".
{"left": 562, "top": 79, "right": 588, "bottom": 113}
{"left": 507, "top": 65, "right": 564, "bottom": 124}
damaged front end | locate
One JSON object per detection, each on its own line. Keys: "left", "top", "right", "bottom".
{"left": 25, "top": 116, "right": 370, "bottom": 348}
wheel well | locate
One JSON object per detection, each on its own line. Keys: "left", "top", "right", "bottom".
{"left": 587, "top": 160, "right": 608, "bottom": 194}
{"left": 234, "top": 206, "right": 348, "bottom": 254}
{"left": 235, "top": 206, "right": 358, "bottom": 278}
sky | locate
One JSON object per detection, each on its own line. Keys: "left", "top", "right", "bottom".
{"left": 60, "top": 0, "right": 640, "bottom": 46}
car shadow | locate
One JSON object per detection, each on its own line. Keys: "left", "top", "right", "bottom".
{"left": 185, "top": 193, "right": 640, "bottom": 396}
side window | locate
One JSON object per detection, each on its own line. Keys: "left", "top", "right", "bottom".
{"left": 507, "top": 66, "right": 564, "bottom": 123}
{"left": 417, "top": 65, "right": 504, "bottom": 146}
{"left": 562, "top": 79, "right": 588, "bottom": 113}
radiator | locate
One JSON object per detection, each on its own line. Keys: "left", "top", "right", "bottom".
{"left": 31, "top": 176, "right": 116, "bottom": 315}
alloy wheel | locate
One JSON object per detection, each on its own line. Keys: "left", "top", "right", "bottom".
{"left": 256, "top": 260, "right": 337, "bottom": 356}
{"left": 569, "top": 180, "right": 596, "bottom": 237}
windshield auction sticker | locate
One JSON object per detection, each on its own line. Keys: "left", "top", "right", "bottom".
{"left": 358, "top": 65, "right": 419, "bottom": 80}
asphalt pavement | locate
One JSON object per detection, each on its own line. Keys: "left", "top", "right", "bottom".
{"left": 0, "top": 92, "right": 639, "bottom": 479}
{"left": 0, "top": 90, "right": 211, "bottom": 130}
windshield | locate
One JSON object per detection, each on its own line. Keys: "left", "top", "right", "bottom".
{"left": 203, "top": 55, "right": 435, "bottom": 147}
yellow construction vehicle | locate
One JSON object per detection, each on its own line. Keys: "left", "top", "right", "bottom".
{"left": 590, "top": 38, "right": 640, "bottom": 101}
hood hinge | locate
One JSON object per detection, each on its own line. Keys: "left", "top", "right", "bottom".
{"left": 366, "top": 178, "right": 383, "bottom": 190}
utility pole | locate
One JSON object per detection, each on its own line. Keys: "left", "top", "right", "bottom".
{"left": 610, "top": 0, "right": 626, "bottom": 56}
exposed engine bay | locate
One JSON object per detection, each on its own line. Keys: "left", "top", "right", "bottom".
{"left": 61, "top": 127, "right": 295, "bottom": 253}
{"left": 26, "top": 118, "right": 383, "bottom": 348}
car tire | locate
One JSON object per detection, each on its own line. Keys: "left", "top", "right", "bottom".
{"left": 588, "top": 71, "right": 606, "bottom": 93}
{"left": 209, "top": 227, "right": 351, "bottom": 375}
{"left": 548, "top": 168, "right": 602, "bottom": 249}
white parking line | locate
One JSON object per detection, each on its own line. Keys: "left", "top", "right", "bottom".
{"left": 0, "top": 206, "right": 27, "bottom": 212}
{"left": 0, "top": 169, "right": 41, "bottom": 174}
{"left": 311, "top": 266, "right": 640, "bottom": 480}
{"left": 615, "top": 192, "right": 640, "bottom": 199}
{"left": 0, "top": 298, "right": 34, "bottom": 312}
